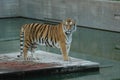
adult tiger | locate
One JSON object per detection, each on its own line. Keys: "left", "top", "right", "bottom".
{"left": 17, "top": 18, "right": 76, "bottom": 61}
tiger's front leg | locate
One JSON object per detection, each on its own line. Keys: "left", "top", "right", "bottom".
{"left": 60, "top": 42, "right": 69, "bottom": 61}
{"left": 29, "top": 42, "right": 39, "bottom": 60}
{"left": 66, "top": 44, "right": 71, "bottom": 55}
{"left": 30, "top": 46, "right": 35, "bottom": 60}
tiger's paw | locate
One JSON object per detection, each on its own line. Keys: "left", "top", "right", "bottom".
{"left": 26, "top": 56, "right": 35, "bottom": 61}
{"left": 63, "top": 57, "right": 72, "bottom": 62}
{"left": 63, "top": 57, "right": 69, "bottom": 61}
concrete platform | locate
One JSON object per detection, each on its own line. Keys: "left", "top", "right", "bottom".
{"left": 0, "top": 50, "right": 99, "bottom": 78}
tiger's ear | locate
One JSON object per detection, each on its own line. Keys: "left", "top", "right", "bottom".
{"left": 62, "top": 19, "right": 67, "bottom": 25}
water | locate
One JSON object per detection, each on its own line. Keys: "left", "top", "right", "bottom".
{"left": 0, "top": 17, "right": 120, "bottom": 80}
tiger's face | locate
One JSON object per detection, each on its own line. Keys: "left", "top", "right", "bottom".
{"left": 63, "top": 18, "right": 76, "bottom": 35}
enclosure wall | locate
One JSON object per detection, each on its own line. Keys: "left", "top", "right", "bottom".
{"left": 0, "top": 0, "right": 19, "bottom": 17}
{"left": 0, "top": 0, "right": 120, "bottom": 32}
{"left": 19, "top": 0, "right": 120, "bottom": 32}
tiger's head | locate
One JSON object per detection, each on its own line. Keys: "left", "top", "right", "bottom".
{"left": 62, "top": 18, "right": 76, "bottom": 35}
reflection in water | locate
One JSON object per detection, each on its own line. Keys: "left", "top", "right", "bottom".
{"left": 25, "top": 71, "right": 99, "bottom": 80}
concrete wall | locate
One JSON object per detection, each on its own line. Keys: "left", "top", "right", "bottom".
{"left": 0, "top": 0, "right": 19, "bottom": 17}
{"left": 19, "top": 0, "right": 120, "bottom": 32}
{"left": 0, "top": 0, "right": 120, "bottom": 32}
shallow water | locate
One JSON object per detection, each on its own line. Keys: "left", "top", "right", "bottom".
{"left": 0, "top": 18, "right": 120, "bottom": 80}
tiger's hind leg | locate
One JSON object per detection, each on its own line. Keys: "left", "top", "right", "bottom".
{"left": 23, "top": 46, "right": 29, "bottom": 61}
{"left": 23, "top": 46, "right": 35, "bottom": 61}
{"left": 22, "top": 40, "right": 33, "bottom": 61}
{"left": 66, "top": 44, "right": 71, "bottom": 55}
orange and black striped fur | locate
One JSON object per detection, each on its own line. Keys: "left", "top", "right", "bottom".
{"left": 17, "top": 18, "right": 76, "bottom": 61}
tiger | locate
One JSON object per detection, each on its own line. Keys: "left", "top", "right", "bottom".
{"left": 17, "top": 18, "right": 76, "bottom": 61}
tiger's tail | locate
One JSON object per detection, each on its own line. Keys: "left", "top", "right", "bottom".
{"left": 17, "top": 27, "right": 24, "bottom": 57}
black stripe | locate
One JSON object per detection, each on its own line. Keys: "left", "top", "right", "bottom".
{"left": 30, "top": 23, "right": 36, "bottom": 42}
{"left": 51, "top": 26, "right": 54, "bottom": 46}
{"left": 39, "top": 24, "right": 45, "bottom": 43}
{"left": 39, "top": 24, "right": 46, "bottom": 38}
{"left": 30, "top": 23, "right": 34, "bottom": 39}
{"left": 29, "top": 35, "right": 32, "bottom": 43}
{"left": 35, "top": 24, "right": 43, "bottom": 40}
{"left": 45, "top": 25, "right": 50, "bottom": 40}
{"left": 25, "top": 41, "right": 31, "bottom": 48}
{"left": 51, "top": 26, "right": 55, "bottom": 47}
{"left": 24, "top": 45, "right": 29, "bottom": 48}
{"left": 45, "top": 39, "right": 48, "bottom": 47}
{"left": 39, "top": 24, "right": 47, "bottom": 39}
{"left": 41, "top": 38, "right": 43, "bottom": 44}
{"left": 54, "top": 26, "right": 58, "bottom": 43}
{"left": 44, "top": 39, "right": 46, "bottom": 46}
{"left": 27, "top": 24, "right": 33, "bottom": 43}
{"left": 34, "top": 23, "right": 40, "bottom": 30}
{"left": 23, "top": 24, "right": 28, "bottom": 30}
{"left": 50, "top": 26, "right": 52, "bottom": 41}
{"left": 39, "top": 38, "right": 41, "bottom": 43}
{"left": 54, "top": 33, "right": 57, "bottom": 44}
{"left": 44, "top": 25, "right": 49, "bottom": 46}
{"left": 20, "top": 48, "right": 23, "bottom": 50}
{"left": 34, "top": 23, "right": 41, "bottom": 35}
{"left": 32, "top": 23, "right": 39, "bottom": 41}
{"left": 20, "top": 32, "right": 24, "bottom": 50}
{"left": 30, "top": 23, "right": 35, "bottom": 32}
{"left": 20, "top": 40, "right": 23, "bottom": 42}
{"left": 52, "top": 39, "right": 55, "bottom": 47}
{"left": 47, "top": 39, "right": 52, "bottom": 47}
{"left": 54, "top": 26, "right": 57, "bottom": 43}
{"left": 46, "top": 25, "right": 51, "bottom": 40}
{"left": 49, "top": 26, "right": 55, "bottom": 47}
{"left": 42, "top": 38, "right": 45, "bottom": 44}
